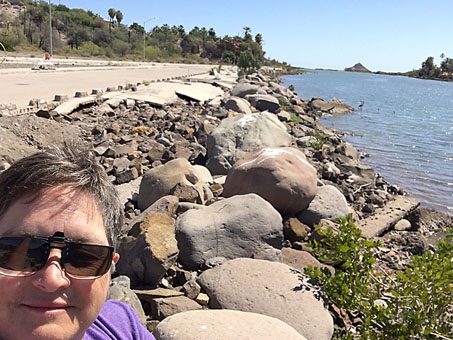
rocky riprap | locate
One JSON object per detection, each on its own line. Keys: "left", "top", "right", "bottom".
{"left": 0, "top": 69, "right": 451, "bottom": 340}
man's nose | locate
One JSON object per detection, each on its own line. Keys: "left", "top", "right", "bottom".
{"left": 31, "top": 248, "right": 71, "bottom": 292}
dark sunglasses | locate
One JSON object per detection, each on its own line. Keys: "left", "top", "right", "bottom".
{"left": 0, "top": 231, "right": 114, "bottom": 279}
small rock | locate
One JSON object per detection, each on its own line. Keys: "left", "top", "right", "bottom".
{"left": 394, "top": 219, "right": 411, "bottom": 231}
{"left": 195, "top": 293, "right": 209, "bottom": 306}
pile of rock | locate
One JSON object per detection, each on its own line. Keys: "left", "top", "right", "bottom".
{"left": 1, "top": 68, "right": 448, "bottom": 339}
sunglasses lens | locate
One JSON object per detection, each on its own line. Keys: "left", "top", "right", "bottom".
{"left": 0, "top": 237, "right": 48, "bottom": 276}
{"left": 64, "top": 243, "right": 113, "bottom": 278}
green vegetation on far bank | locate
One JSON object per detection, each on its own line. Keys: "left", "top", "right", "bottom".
{"left": 376, "top": 54, "right": 453, "bottom": 81}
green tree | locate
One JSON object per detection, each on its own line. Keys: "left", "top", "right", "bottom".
{"left": 440, "top": 57, "right": 453, "bottom": 74}
{"left": 67, "top": 25, "right": 89, "bottom": 49}
{"left": 255, "top": 33, "right": 263, "bottom": 45}
{"left": 419, "top": 56, "right": 440, "bottom": 78}
{"left": 115, "top": 10, "right": 123, "bottom": 25}
{"left": 237, "top": 49, "right": 259, "bottom": 75}
{"left": 129, "top": 22, "right": 144, "bottom": 34}
{"left": 107, "top": 8, "right": 115, "bottom": 36}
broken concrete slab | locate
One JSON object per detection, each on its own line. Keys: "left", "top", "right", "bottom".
{"left": 174, "top": 82, "right": 224, "bottom": 103}
{"left": 51, "top": 96, "right": 97, "bottom": 116}
{"left": 358, "top": 196, "right": 420, "bottom": 238}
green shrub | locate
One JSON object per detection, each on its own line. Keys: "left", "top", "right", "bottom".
{"left": 79, "top": 41, "right": 103, "bottom": 57}
{"left": 112, "top": 39, "right": 129, "bottom": 57}
{"left": 309, "top": 130, "right": 329, "bottom": 150}
{"left": 290, "top": 112, "right": 302, "bottom": 124}
{"left": 145, "top": 46, "right": 162, "bottom": 61}
{"left": 305, "top": 215, "right": 453, "bottom": 339}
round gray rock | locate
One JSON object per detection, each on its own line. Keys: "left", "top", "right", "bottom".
{"left": 247, "top": 94, "right": 280, "bottom": 113}
{"left": 197, "top": 258, "right": 333, "bottom": 340}
{"left": 206, "top": 112, "right": 292, "bottom": 175}
{"left": 297, "top": 185, "right": 349, "bottom": 226}
{"left": 175, "top": 193, "right": 283, "bottom": 270}
{"left": 230, "top": 84, "right": 260, "bottom": 98}
{"left": 224, "top": 96, "right": 252, "bottom": 114}
{"left": 153, "top": 309, "right": 308, "bottom": 340}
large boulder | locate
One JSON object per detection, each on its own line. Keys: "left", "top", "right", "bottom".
{"left": 247, "top": 94, "right": 280, "bottom": 113}
{"left": 223, "top": 147, "right": 318, "bottom": 214}
{"left": 197, "top": 258, "right": 333, "bottom": 340}
{"left": 137, "top": 158, "right": 206, "bottom": 210}
{"left": 175, "top": 194, "right": 283, "bottom": 270}
{"left": 206, "top": 112, "right": 292, "bottom": 175}
{"left": 224, "top": 96, "right": 252, "bottom": 115}
{"left": 297, "top": 185, "right": 349, "bottom": 226}
{"left": 153, "top": 310, "right": 308, "bottom": 340}
{"left": 230, "top": 83, "right": 260, "bottom": 98}
{"left": 116, "top": 213, "right": 179, "bottom": 287}
{"left": 309, "top": 98, "right": 354, "bottom": 115}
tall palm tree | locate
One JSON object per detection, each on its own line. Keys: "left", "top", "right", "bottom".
{"left": 242, "top": 26, "right": 251, "bottom": 41}
{"left": 115, "top": 10, "right": 123, "bottom": 25}
{"left": 108, "top": 8, "right": 115, "bottom": 36}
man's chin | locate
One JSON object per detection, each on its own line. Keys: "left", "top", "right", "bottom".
{"left": 23, "top": 319, "right": 83, "bottom": 340}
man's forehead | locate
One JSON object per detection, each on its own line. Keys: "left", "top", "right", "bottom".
{"left": 0, "top": 186, "right": 107, "bottom": 244}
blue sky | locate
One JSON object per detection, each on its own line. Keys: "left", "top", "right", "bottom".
{"left": 60, "top": 0, "right": 453, "bottom": 72}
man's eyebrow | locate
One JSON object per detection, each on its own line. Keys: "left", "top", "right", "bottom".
{"left": 0, "top": 230, "right": 38, "bottom": 238}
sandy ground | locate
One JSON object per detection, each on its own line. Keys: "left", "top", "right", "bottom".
{"left": 0, "top": 62, "right": 213, "bottom": 107}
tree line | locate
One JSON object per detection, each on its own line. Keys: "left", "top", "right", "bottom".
{"left": 0, "top": 0, "right": 271, "bottom": 72}
{"left": 409, "top": 54, "right": 453, "bottom": 80}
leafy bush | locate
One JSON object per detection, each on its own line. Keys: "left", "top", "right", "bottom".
{"left": 305, "top": 215, "right": 453, "bottom": 339}
{"left": 79, "top": 41, "right": 103, "bottom": 57}
{"left": 145, "top": 45, "right": 162, "bottom": 61}
{"left": 112, "top": 39, "right": 129, "bottom": 57}
{"left": 237, "top": 50, "right": 260, "bottom": 76}
{"left": 290, "top": 112, "right": 302, "bottom": 124}
{"left": 309, "top": 130, "right": 329, "bottom": 150}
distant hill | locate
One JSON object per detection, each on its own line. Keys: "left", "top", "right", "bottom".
{"left": 344, "top": 63, "right": 371, "bottom": 73}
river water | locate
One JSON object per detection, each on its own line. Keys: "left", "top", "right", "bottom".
{"left": 282, "top": 71, "right": 453, "bottom": 215}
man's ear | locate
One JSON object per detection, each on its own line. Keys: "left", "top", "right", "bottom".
{"left": 113, "top": 253, "right": 120, "bottom": 264}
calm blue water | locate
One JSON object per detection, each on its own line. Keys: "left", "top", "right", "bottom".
{"left": 283, "top": 71, "right": 453, "bottom": 215}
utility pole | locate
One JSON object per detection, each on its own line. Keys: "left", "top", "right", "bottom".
{"left": 48, "top": 0, "right": 52, "bottom": 57}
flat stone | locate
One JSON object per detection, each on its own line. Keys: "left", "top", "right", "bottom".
{"left": 151, "top": 295, "right": 202, "bottom": 320}
{"left": 133, "top": 288, "right": 184, "bottom": 303}
{"left": 358, "top": 196, "right": 420, "bottom": 238}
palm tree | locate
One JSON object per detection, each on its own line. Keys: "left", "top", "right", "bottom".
{"left": 242, "top": 26, "right": 251, "bottom": 41}
{"left": 108, "top": 8, "right": 115, "bottom": 36}
{"left": 115, "top": 10, "right": 123, "bottom": 25}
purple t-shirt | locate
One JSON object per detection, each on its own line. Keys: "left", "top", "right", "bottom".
{"left": 84, "top": 300, "right": 156, "bottom": 340}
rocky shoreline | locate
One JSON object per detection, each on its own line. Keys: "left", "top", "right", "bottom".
{"left": 0, "top": 68, "right": 451, "bottom": 339}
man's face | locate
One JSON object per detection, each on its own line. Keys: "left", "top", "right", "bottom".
{"left": 0, "top": 186, "right": 118, "bottom": 340}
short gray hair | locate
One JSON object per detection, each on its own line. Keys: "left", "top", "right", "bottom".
{"left": 0, "top": 141, "right": 122, "bottom": 248}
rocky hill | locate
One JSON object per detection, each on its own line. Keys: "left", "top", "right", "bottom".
{"left": 344, "top": 62, "right": 371, "bottom": 73}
